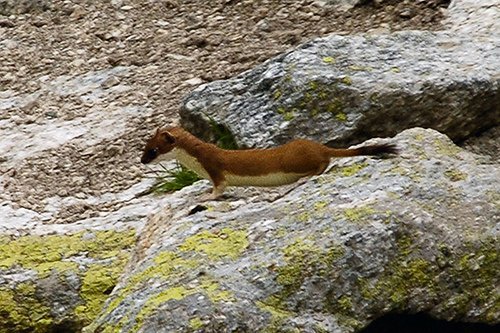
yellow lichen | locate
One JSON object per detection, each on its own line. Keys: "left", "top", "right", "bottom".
{"left": 343, "top": 206, "right": 376, "bottom": 222}
{"left": 189, "top": 317, "right": 204, "bottom": 330}
{"left": 179, "top": 228, "right": 249, "bottom": 260}
{"left": 341, "top": 76, "right": 352, "bottom": 85}
{"left": 444, "top": 169, "right": 467, "bottom": 181}
{"left": 322, "top": 56, "right": 335, "bottom": 64}
{"left": 0, "top": 230, "right": 137, "bottom": 330}
{"left": 0, "top": 284, "right": 53, "bottom": 332}
{"left": 329, "top": 162, "right": 368, "bottom": 177}
{"left": 348, "top": 65, "right": 372, "bottom": 71}
{"left": 335, "top": 112, "right": 347, "bottom": 122}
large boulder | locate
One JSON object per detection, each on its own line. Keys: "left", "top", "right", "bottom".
{"left": 0, "top": 229, "right": 136, "bottom": 332}
{"left": 87, "top": 128, "right": 499, "bottom": 333}
{"left": 180, "top": 0, "right": 499, "bottom": 148}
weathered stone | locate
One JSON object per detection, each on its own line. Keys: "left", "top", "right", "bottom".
{"left": 180, "top": 0, "right": 499, "bottom": 148}
{"left": 86, "top": 128, "right": 500, "bottom": 333}
{"left": 0, "top": 229, "right": 137, "bottom": 331}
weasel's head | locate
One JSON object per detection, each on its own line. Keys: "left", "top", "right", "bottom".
{"left": 141, "top": 128, "right": 177, "bottom": 164}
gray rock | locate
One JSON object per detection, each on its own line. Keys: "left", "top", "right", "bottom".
{"left": 86, "top": 128, "right": 500, "bottom": 333}
{"left": 0, "top": 229, "right": 138, "bottom": 331}
{"left": 0, "top": 0, "right": 51, "bottom": 15}
{"left": 180, "top": 0, "right": 500, "bottom": 149}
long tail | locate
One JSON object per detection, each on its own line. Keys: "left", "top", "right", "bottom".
{"left": 328, "top": 143, "right": 399, "bottom": 158}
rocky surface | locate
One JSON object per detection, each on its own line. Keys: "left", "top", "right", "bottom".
{"left": 0, "top": 229, "right": 136, "bottom": 332}
{"left": 87, "top": 128, "right": 500, "bottom": 333}
{"left": 180, "top": 0, "right": 499, "bottom": 149}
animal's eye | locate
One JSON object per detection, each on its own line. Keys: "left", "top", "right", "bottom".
{"left": 148, "top": 148, "right": 158, "bottom": 158}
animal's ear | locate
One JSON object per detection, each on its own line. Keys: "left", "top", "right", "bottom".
{"left": 161, "top": 131, "right": 176, "bottom": 144}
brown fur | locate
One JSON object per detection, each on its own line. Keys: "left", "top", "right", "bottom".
{"left": 141, "top": 127, "right": 398, "bottom": 198}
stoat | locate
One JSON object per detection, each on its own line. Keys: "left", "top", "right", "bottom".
{"left": 141, "top": 127, "right": 398, "bottom": 198}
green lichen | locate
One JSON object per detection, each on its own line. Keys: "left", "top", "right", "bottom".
{"left": 390, "top": 67, "right": 401, "bottom": 73}
{"left": 322, "top": 56, "right": 335, "bottom": 64}
{"left": 341, "top": 76, "right": 352, "bottom": 85}
{"left": 131, "top": 279, "right": 233, "bottom": 333}
{"left": 199, "top": 278, "right": 235, "bottom": 303}
{"left": 179, "top": 228, "right": 249, "bottom": 260}
{"left": 325, "top": 98, "right": 343, "bottom": 115}
{"left": 133, "top": 286, "right": 191, "bottom": 331}
{"left": 359, "top": 239, "right": 436, "bottom": 310}
{"left": 273, "top": 90, "right": 282, "bottom": 100}
{"left": 335, "top": 112, "right": 347, "bottom": 122}
{"left": 277, "top": 106, "right": 286, "bottom": 114}
{"left": 0, "top": 230, "right": 135, "bottom": 275}
{"left": 189, "top": 317, "right": 204, "bottom": 330}
{"left": 276, "top": 107, "right": 295, "bottom": 121}
{"left": 276, "top": 238, "right": 344, "bottom": 296}
{"left": 257, "top": 296, "right": 294, "bottom": 333}
{"left": 260, "top": 239, "right": 344, "bottom": 331}
{"left": 283, "top": 111, "right": 295, "bottom": 121}
{"left": 434, "top": 138, "right": 461, "bottom": 157}
{"left": 343, "top": 206, "right": 376, "bottom": 222}
{"left": 274, "top": 78, "right": 351, "bottom": 122}
{"left": 444, "top": 169, "right": 467, "bottom": 181}
{"left": 296, "top": 211, "right": 310, "bottom": 222}
{"left": 257, "top": 298, "right": 293, "bottom": 319}
{"left": 348, "top": 65, "right": 373, "bottom": 72}
{"left": 0, "top": 283, "right": 53, "bottom": 332}
{"left": 100, "top": 251, "right": 198, "bottom": 319}
{"left": 0, "top": 230, "right": 136, "bottom": 330}
{"left": 314, "top": 201, "right": 327, "bottom": 210}
{"left": 329, "top": 162, "right": 368, "bottom": 177}
{"left": 414, "top": 133, "right": 425, "bottom": 142}
{"left": 357, "top": 234, "right": 500, "bottom": 321}
{"left": 74, "top": 253, "right": 130, "bottom": 324}
{"left": 443, "top": 238, "right": 499, "bottom": 321}
{"left": 337, "top": 295, "right": 353, "bottom": 313}
{"left": 370, "top": 92, "right": 379, "bottom": 103}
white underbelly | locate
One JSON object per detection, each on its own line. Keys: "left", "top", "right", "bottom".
{"left": 174, "top": 148, "right": 306, "bottom": 187}
{"left": 224, "top": 172, "right": 306, "bottom": 187}
{"left": 175, "top": 148, "right": 210, "bottom": 179}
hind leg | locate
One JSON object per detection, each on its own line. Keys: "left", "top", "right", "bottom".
{"left": 314, "top": 161, "right": 330, "bottom": 175}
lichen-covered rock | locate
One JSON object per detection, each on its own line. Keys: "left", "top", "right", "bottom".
{"left": 86, "top": 128, "right": 500, "bottom": 333}
{"left": 180, "top": 0, "right": 499, "bottom": 148}
{"left": 0, "top": 229, "right": 136, "bottom": 332}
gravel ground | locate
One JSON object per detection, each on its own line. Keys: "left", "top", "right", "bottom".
{"left": 1, "top": 0, "right": 454, "bottom": 221}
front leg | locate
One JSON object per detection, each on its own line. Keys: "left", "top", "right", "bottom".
{"left": 200, "top": 170, "right": 227, "bottom": 201}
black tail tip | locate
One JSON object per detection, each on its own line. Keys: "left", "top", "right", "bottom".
{"left": 359, "top": 143, "right": 399, "bottom": 156}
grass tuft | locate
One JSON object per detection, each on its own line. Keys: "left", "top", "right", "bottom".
{"left": 142, "top": 163, "right": 200, "bottom": 196}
